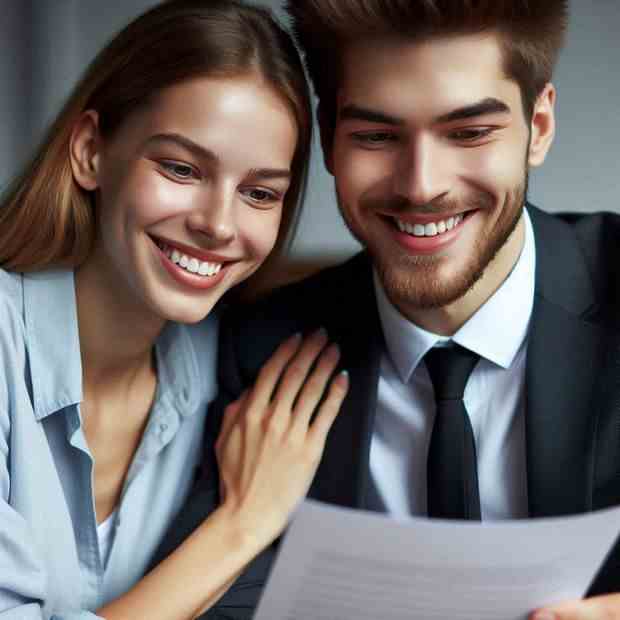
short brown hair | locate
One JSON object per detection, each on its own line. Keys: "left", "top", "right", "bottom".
{"left": 286, "top": 0, "right": 568, "bottom": 142}
{"left": 0, "top": 0, "right": 311, "bottom": 272}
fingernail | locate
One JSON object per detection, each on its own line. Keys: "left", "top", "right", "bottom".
{"left": 315, "top": 327, "right": 328, "bottom": 339}
{"left": 532, "top": 612, "right": 556, "bottom": 620}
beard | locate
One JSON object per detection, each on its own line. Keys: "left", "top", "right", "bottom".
{"left": 336, "top": 169, "right": 529, "bottom": 311}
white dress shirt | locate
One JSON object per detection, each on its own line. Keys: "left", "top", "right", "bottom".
{"left": 368, "top": 209, "right": 536, "bottom": 520}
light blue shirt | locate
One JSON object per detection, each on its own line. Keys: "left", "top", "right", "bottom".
{"left": 369, "top": 209, "right": 536, "bottom": 519}
{"left": 0, "top": 268, "right": 218, "bottom": 619}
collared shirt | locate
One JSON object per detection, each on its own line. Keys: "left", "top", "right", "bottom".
{"left": 0, "top": 269, "right": 218, "bottom": 619}
{"left": 368, "top": 209, "right": 536, "bottom": 520}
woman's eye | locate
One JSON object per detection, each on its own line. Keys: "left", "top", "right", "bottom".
{"left": 161, "top": 161, "right": 198, "bottom": 180}
{"left": 243, "top": 188, "right": 278, "bottom": 204}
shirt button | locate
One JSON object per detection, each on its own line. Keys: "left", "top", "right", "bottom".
{"left": 182, "top": 386, "right": 190, "bottom": 401}
{"left": 159, "top": 423, "right": 168, "bottom": 433}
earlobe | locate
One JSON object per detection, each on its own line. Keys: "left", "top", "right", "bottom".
{"left": 528, "top": 83, "right": 556, "bottom": 168}
{"left": 69, "top": 110, "right": 101, "bottom": 191}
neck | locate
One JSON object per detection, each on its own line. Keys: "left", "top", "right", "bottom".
{"left": 75, "top": 254, "right": 165, "bottom": 396}
{"left": 405, "top": 215, "right": 526, "bottom": 336}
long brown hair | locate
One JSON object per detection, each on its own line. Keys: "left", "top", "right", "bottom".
{"left": 0, "top": 0, "right": 312, "bottom": 273}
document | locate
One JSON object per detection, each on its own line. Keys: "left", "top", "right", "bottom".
{"left": 254, "top": 500, "right": 620, "bottom": 620}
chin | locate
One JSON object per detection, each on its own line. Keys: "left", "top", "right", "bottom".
{"left": 146, "top": 293, "right": 219, "bottom": 324}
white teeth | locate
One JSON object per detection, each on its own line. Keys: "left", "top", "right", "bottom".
{"left": 395, "top": 214, "right": 465, "bottom": 237}
{"left": 156, "top": 238, "right": 223, "bottom": 278}
{"left": 425, "top": 222, "right": 438, "bottom": 236}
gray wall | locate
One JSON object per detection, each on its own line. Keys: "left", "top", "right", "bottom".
{"left": 1, "top": 0, "right": 618, "bottom": 261}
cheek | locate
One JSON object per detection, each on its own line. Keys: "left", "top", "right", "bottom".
{"left": 459, "top": 141, "right": 527, "bottom": 197}
{"left": 240, "top": 209, "right": 283, "bottom": 259}
{"left": 333, "top": 145, "right": 389, "bottom": 204}
{"left": 127, "top": 174, "right": 198, "bottom": 225}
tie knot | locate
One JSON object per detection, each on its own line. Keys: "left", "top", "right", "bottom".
{"left": 424, "top": 345, "right": 479, "bottom": 401}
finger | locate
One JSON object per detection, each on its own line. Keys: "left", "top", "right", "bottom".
{"left": 532, "top": 593, "right": 620, "bottom": 620}
{"left": 270, "top": 328, "right": 329, "bottom": 415}
{"left": 307, "top": 370, "right": 349, "bottom": 445}
{"left": 249, "top": 332, "right": 303, "bottom": 411}
{"left": 292, "top": 343, "right": 341, "bottom": 430}
{"left": 217, "top": 389, "right": 249, "bottom": 446}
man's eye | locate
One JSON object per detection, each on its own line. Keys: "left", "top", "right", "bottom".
{"left": 352, "top": 132, "right": 397, "bottom": 146}
{"left": 161, "top": 161, "right": 198, "bottom": 179}
{"left": 449, "top": 128, "right": 494, "bottom": 142}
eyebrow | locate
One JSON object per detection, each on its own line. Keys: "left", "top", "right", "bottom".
{"left": 433, "top": 98, "right": 511, "bottom": 124}
{"left": 145, "top": 133, "right": 291, "bottom": 180}
{"left": 339, "top": 105, "right": 404, "bottom": 126}
{"left": 338, "top": 97, "right": 511, "bottom": 127}
{"left": 146, "top": 133, "right": 218, "bottom": 161}
{"left": 247, "top": 168, "right": 291, "bottom": 181}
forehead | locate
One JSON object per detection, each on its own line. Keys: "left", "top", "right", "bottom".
{"left": 337, "top": 32, "right": 520, "bottom": 120}
{"left": 110, "top": 75, "right": 297, "bottom": 168}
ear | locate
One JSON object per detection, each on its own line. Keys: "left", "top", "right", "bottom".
{"left": 528, "top": 83, "right": 556, "bottom": 168}
{"left": 69, "top": 110, "right": 102, "bottom": 191}
{"left": 317, "top": 102, "right": 335, "bottom": 176}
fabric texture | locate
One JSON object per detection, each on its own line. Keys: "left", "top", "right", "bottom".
{"left": 0, "top": 268, "right": 218, "bottom": 618}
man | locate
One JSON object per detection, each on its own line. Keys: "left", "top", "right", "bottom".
{"left": 156, "top": 1, "right": 620, "bottom": 618}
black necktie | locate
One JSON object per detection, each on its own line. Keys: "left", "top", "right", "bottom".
{"left": 425, "top": 345, "right": 481, "bottom": 520}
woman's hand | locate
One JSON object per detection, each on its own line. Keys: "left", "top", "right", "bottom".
{"left": 215, "top": 328, "right": 348, "bottom": 545}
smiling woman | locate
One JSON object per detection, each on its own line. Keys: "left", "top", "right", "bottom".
{"left": 0, "top": 1, "right": 349, "bottom": 619}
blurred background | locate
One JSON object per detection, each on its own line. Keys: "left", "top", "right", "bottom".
{"left": 1, "top": 0, "right": 618, "bottom": 266}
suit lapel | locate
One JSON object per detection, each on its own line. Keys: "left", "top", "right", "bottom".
{"left": 310, "top": 254, "right": 384, "bottom": 508}
{"left": 525, "top": 207, "right": 605, "bottom": 517}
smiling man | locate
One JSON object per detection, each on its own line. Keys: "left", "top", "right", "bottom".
{"left": 155, "top": 2, "right": 620, "bottom": 619}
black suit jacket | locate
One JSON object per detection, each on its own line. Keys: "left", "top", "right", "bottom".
{"left": 154, "top": 206, "right": 620, "bottom": 619}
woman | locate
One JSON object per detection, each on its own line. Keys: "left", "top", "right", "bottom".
{"left": 0, "top": 1, "right": 348, "bottom": 618}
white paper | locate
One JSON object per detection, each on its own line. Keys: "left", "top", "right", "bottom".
{"left": 254, "top": 500, "right": 620, "bottom": 620}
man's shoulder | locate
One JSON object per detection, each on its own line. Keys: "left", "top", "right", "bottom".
{"left": 529, "top": 204, "right": 620, "bottom": 246}
{"left": 217, "top": 251, "right": 373, "bottom": 368}
{"left": 529, "top": 205, "right": 620, "bottom": 311}
{"left": 227, "top": 251, "right": 371, "bottom": 325}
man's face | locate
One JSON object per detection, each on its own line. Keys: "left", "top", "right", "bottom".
{"left": 329, "top": 32, "right": 553, "bottom": 320}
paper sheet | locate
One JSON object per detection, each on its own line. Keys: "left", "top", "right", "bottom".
{"left": 254, "top": 500, "right": 620, "bottom": 620}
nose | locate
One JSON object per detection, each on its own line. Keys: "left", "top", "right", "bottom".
{"left": 187, "top": 183, "right": 236, "bottom": 244}
{"left": 392, "top": 134, "right": 451, "bottom": 207}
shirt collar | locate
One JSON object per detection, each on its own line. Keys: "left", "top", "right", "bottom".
{"left": 23, "top": 270, "right": 84, "bottom": 420}
{"left": 375, "top": 208, "right": 536, "bottom": 383}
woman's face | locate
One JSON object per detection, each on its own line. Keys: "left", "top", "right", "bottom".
{"left": 74, "top": 75, "right": 298, "bottom": 324}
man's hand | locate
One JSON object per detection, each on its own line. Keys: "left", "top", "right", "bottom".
{"left": 532, "top": 593, "right": 620, "bottom": 619}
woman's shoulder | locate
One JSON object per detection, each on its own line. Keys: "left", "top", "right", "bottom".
{"left": 0, "top": 269, "right": 26, "bottom": 343}
{"left": 0, "top": 268, "right": 24, "bottom": 311}
{"left": 0, "top": 270, "right": 28, "bottom": 418}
